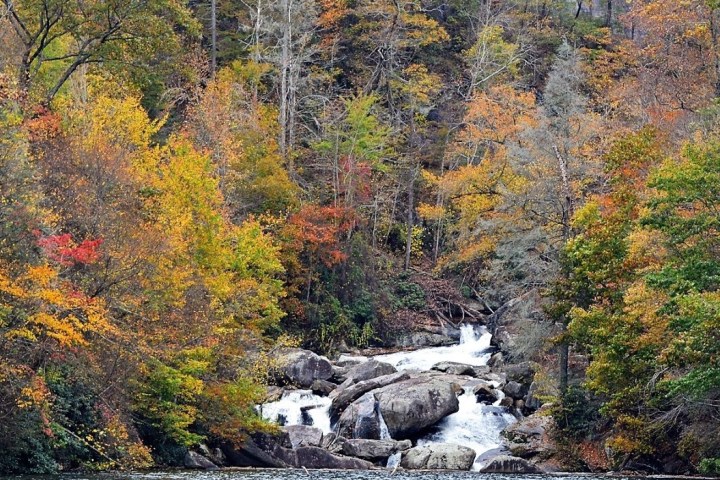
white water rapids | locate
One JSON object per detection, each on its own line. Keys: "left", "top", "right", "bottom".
{"left": 260, "top": 324, "right": 516, "bottom": 470}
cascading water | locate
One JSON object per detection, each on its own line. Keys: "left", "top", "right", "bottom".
{"left": 259, "top": 324, "right": 515, "bottom": 469}
{"left": 373, "top": 325, "right": 516, "bottom": 470}
{"left": 259, "top": 390, "right": 332, "bottom": 433}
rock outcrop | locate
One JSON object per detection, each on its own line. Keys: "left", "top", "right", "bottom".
{"left": 344, "top": 359, "right": 397, "bottom": 383}
{"left": 330, "top": 371, "right": 409, "bottom": 417}
{"left": 283, "top": 425, "right": 324, "bottom": 449}
{"left": 375, "top": 375, "right": 461, "bottom": 439}
{"left": 342, "top": 439, "right": 411, "bottom": 463}
{"left": 401, "top": 443, "right": 476, "bottom": 470}
{"left": 276, "top": 446, "right": 374, "bottom": 469}
{"left": 273, "top": 348, "right": 333, "bottom": 388}
{"left": 184, "top": 451, "right": 218, "bottom": 469}
{"left": 503, "top": 413, "right": 556, "bottom": 460}
{"left": 479, "top": 454, "right": 541, "bottom": 473}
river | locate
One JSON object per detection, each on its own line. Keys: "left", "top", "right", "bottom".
{"left": 0, "top": 471, "right": 640, "bottom": 480}
{"left": 259, "top": 325, "right": 517, "bottom": 470}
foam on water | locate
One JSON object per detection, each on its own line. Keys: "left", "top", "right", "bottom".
{"left": 258, "top": 390, "right": 332, "bottom": 433}
{"left": 416, "top": 386, "right": 517, "bottom": 470}
{"left": 372, "top": 324, "right": 493, "bottom": 371}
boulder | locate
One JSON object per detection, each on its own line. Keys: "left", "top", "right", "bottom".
{"left": 330, "top": 371, "right": 409, "bottom": 417}
{"left": 499, "top": 397, "right": 514, "bottom": 408}
{"left": 342, "top": 439, "right": 412, "bottom": 462}
{"left": 198, "top": 444, "right": 227, "bottom": 466}
{"left": 276, "top": 446, "right": 374, "bottom": 469}
{"left": 474, "top": 384, "right": 499, "bottom": 404}
{"left": 488, "top": 352, "right": 504, "bottom": 368}
{"left": 331, "top": 365, "right": 350, "bottom": 383}
{"left": 479, "top": 454, "right": 541, "bottom": 473}
{"left": 283, "top": 425, "right": 324, "bottom": 449}
{"left": 503, "top": 413, "right": 556, "bottom": 460}
{"left": 393, "top": 331, "right": 455, "bottom": 348}
{"left": 345, "top": 359, "right": 397, "bottom": 383}
{"left": 503, "top": 381, "right": 528, "bottom": 400}
{"left": 222, "top": 431, "right": 291, "bottom": 468}
{"left": 184, "top": 451, "right": 218, "bottom": 469}
{"left": 320, "top": 432, "right": 347, "bottom": 454}
{"left": 431, "top": 362, "right": 489, "bottom": 377}
{"left": 375, "top": 376, "right": 461, "bottom": 439}
{"left": 504, "top": 361, "right": 535, "bottom": 384}
{"left": 264, "top": 386, "right": 284, "bottom": 402}
{"left": 311, "top": 379, "right": 336, "bottom": 396}
{"left": 524, "top": 381, "right": 542, "bottom": 411}
{"left": 401, "top": 444, "right": 476, "bottom": 470}
{"left": 273, "top": 348, "right": 333, "bottom": 388}
{"left": 336, "top": 392, "right": 384, "bottom": 439}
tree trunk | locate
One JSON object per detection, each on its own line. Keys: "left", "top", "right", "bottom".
{"left": 559, "top": 335, "right": 569, "bottom": 393}
{"left": 404, "top": 167, "right": 417, "bottom": 271}
{"left": 279, "top": 0, "right": 291, "bottom": 158}
{"left": 605, "top": 0, "right": 612, "bottom": 27}
{"left": 210, "top": 0, "right": 217, "bottom": 77}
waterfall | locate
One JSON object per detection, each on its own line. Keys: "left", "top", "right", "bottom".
{"left": 259, "top": 390, "right": 332, "bottom": 433}
{"left": 259, "top": 324, "right": 515, "bottom": 470}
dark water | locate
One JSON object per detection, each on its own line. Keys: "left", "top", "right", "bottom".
{"left": 0, "top": 470, "right": 641, "bottom": 480}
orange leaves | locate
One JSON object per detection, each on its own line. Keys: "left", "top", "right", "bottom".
{"left": 285, "top": 205, "right": 354, "bottom": 267}
{"left": 0, "top": 263, "right": 113, "bottom": 348}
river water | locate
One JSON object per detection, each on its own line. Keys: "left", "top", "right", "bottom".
{"left": 260, "top": 325, "right": 517, "bottom": 470}
{"left": 0, "top": 472, "right": 638, "bottom": 480}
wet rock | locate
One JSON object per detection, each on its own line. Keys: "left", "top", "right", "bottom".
{"left": 503, "top": 413, "right": 556, "bottom": 460}
{"left": 283, "top": 425, "right": 324, "bottom": 448}
{"left": 342, "top": 439, "right": 412, "bottom": 462}
{"left": 480, "top": 454, "right": 541, "bottom": 473}
{"left": 431, "top": 361, "right": 490, "bottom": 377}
{"left": 345, "top": 359, "right": 397, "bottom": 383}
{"left": 199, "top": 444, "right": 227, "bottom": 466}
{"left": 503, "top": 381, "right": 528, "bottom": 400}
{"left": 488, "top": 352, "right": 504, "bottom": 368}
{"left": 499, "top": 396, "right": 514, "bottom": 408}
{"left": 375, "top": 375, "right": 461, "bottom": 439}
{"left": 330, "top": 371, "right": 409, "bottom": 417}
{"left": 473, "top": 383, "right": 499, "bottom": 404}
{"left": 273, "top": 348, "right": 333, "bottom": 388}
{"left": 311, "top": 379, "right": 336, "bottom": 396}
{"left": 336, "top": 392, "right": 384, "bottom": 439}
{"left": 184, "top": 451, "right": 218, "bottom": 469}
{"left": 401, "top": 443, "right": 476, "bottom": 470}
{"left": 277, "top": 446, "right": 374, "bottom": 469}
{"left": 264, "top": 386, "right": 284, "bottom": 402}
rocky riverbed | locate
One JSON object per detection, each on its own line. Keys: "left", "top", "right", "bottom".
{"left": 183, "top": 323, "right": 558, "bottom": 473}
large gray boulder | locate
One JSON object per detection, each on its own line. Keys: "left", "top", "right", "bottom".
{"left": 342, "top": 439, "right": 412, "bottom": 462}
{"left": 276, "top": 446, "right": 374, "bottom": 469}
{"left": 375, "top": 376, "right": 461, "bottom": 439}
{"left": 479, "top": 454, "right": 541, "bottom": 473}
{"left": 401, "top": 444, "right": 476, "bottom": 470}
{"left": 330, "top": 371, "right": 409, "bottom": 417}
{"left": 393, "top": 331, "right": 455, "bottom": 348}
{"left": 336, "top": 392, "right": 384, "bottom": 439}
{"left": 474, "top": 383, "right": 500, "bottom": 404}
{"left": 222, "top": 431, "right": 291, "bottom": 468}
{"left": 336, "top": 375, "right": 461, "bottom": 440}
{"left": 503, "top": 381, "right": 528, "bottom": 400}
{"left": 283, "top": 425, "right": 324, "bottom": 449}
{"left": 345, "top": 359, "right": 397, "bottom": 383}
{"left": 273, "top": 348, "right": 333, "bottom": 388}
{"left": 503, "top": 413, "right": 556, "bottom": 460}
{"left": 184, "top": 451, "right": 218, "bottom": 469}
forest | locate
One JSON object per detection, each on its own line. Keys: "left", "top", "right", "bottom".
{"left": 0, "top": 0, "right": 719, "bottom": 475}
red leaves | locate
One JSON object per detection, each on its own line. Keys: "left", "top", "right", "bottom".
{"left": 34, "top": 231, "right": 104, "bottom": 266}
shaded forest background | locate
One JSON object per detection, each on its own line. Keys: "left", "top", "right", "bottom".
{"left": 1, "top": 0, "right": 720, "bottom": 474}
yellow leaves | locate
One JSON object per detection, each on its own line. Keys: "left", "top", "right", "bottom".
{"left": 0, "top": 262, "right": 114, "bottom": 348}
{"left": 417, "top": 202, "right": 447, "bottom": 221}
